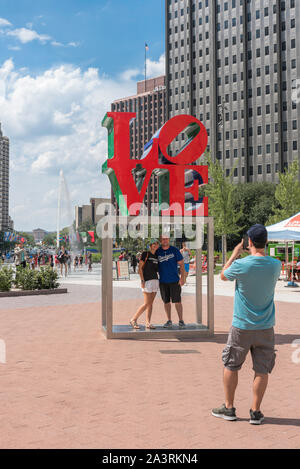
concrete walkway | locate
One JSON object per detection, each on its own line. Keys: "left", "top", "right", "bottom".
{"left": 0, "top": 269, "right": 299, "bottom": 449}
{"left": 58, "top": 264, "right": 300, "bottom": 304}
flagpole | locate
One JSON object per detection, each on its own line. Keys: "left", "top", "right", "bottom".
{"left": 144, "top": 42, "right": 147, "bottom": 92}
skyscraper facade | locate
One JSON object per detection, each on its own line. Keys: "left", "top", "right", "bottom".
{"left": 165, "top": 0, "right": 300, "bottom": 182}
{"left": 111, "top": 75, "right": 166, "bottom": 212}
{"left": 0, "top": 123, "right": 9, "bottom": 231}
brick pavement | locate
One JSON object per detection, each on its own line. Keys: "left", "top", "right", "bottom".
{"left": 0, "top": 285, "right": 299, "bottom": 449}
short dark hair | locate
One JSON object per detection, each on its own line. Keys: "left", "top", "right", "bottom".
{"left": 247, "top": 224, "right": 268, "bottom": 249}
{"left": 251, "top": 239, "right": 267, "bottom": 249}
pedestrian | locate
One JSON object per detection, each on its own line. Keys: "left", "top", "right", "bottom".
{"left": 67, "top": 254, "right": 72, "bottom": 273}
{"left": 57, "top": 246, "right": 68, "bottom": 277}
{"left": 180, "top": 242, "right": 191, "bottom": 283}
{"left": 130, "top": 239, "right": 160, "bottom": 330}
{"left": 156, "top": 235, "right": 186, "bottom": 328}
{"left": 131, "top": 253, "right": 137, "bottom": 273}
{"left": 87, "top": 252, "right": 92, "bottom": 272}
{"left": 212, "top": 224, "right": 281, "bottom": 425}
{"left": 74, "top": 255, "right": 78, "bottom": 270}
{"left": 79, "top": 254, "right": 83, "bottom": 268}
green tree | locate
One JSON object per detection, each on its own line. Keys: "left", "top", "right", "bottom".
{"left": 17, "top": 232, "right": 35, "bottom": 247}
{"left": 43, "top": 232, "right": 56, "bottom": 247}
{"left": 232, "top": 182, "right": 276, "bottom": 229}
{"left": 267, "top": 160, "right": 300, "bottom": 225}
{"left": 204, "top": 154, "right": 244, "bottom": 264}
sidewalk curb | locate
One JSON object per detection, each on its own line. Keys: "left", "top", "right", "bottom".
{"left": 0, "top": 288, "right": 68, "bottom": 297}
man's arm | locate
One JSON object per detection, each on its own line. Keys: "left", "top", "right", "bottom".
{"left": 138, "top": 260, "right": 145, "bottom": 287}
{"left": 220, "top": 240, "right": 244, "bottom": 281}
{"left": 178, "top": 259, "right": 185, "bottom": 286}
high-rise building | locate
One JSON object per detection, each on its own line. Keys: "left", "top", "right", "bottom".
{"left": 165, "top": 0, "right": 300, "bottom": 182}
{"left": 111, "top": 75, "right": 166, "bottom": 212}
{"left": 75, "top": 197, "right": 111, "bottom": 230}
{"left": 0, "top": 123, "right": 9, "bottom": 231}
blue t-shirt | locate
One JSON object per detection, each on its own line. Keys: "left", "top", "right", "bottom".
{"left": 224, "top": 256, "right": 281, "bottom": 330}
{"left": 157, "top": 246, "right": 183, "bottom": 283}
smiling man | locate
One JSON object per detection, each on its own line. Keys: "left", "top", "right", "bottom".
{"left": 156, "top": 234, "right": 186, "bottom": 328}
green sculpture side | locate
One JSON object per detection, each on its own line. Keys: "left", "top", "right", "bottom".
{"left": 101, "top": 113, "right": 129, "bottom": 215}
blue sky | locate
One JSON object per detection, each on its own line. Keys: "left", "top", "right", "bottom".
{"left": 0, "top": 0, "right": 165, "bottom": 231}
{"left": 0, "top": 0, "right": 165, "bottom": 77}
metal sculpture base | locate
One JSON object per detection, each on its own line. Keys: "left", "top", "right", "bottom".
{"left": 101, "top": 216, "right": 214, "bottom": 340}
{"left": 103, "top": 323, "right": 211, "bottom": 340}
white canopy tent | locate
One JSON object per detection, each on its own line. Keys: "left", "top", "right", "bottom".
{"left": 266, "top": 211, "right": 300, "bottom": 284}
{"left": 266, "top": 212, "right": 300, "bottom": 241}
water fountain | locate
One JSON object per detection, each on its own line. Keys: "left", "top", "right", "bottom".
{"left": 56, "top": 170, "right": 77, "bottom": 253}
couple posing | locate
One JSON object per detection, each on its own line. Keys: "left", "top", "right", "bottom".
{"left": 130, "top": 236, "right": 186, "bottom": 330}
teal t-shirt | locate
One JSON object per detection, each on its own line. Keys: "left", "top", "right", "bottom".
{"left": 224, "top": 256, "right": 281, "bottom": 330}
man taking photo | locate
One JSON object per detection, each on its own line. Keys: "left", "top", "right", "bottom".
{"left": 212, "top": 224, "right": 281, "bottom": 425}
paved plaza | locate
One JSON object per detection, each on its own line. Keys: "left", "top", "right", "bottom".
{"left": 0, "top": 264, "right": 299, "bottom": 449}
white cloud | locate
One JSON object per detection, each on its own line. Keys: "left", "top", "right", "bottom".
{"left": 8, "top": 45, "right": 21, "bottom": 51}
{"left": 1, "top": 55, "right": 165, "bottom": 230}
{"left": 120, "top": 68, "right": 141, "bottom": 81}
{"left": 119, "top": 54, "right": 165, "bottom": 82}
{"left": 0, "top": 18, "right": 12, "bottom": 27}
{"left": 68, "top": 41, "right": 80, "bottom": 48}
{"left": 51, "top": 40, "right": 80, "bottom": 48}
{"left": 0, "top": 59, "right": 139, "bottom": 230}
{"left": 146, "top": 54, "right": 165, "bottom": 78}
{"left": 7, "top": 27, "right": 51, "bottom": 44}
{"left": 1, "top": 19, "right": 78, "bottom": 49}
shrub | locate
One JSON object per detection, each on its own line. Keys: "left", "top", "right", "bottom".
{"left": 36, "top": 266, "right": 59, "bottom": 290}
{"left": 15, "top": 267, "right": 38, "bottom": 290}
{"left": 0, "top": 266, "right": 14, "bottom": 291}
{"left": 15, "top": 266, "right": 59, "bottom": 290}
{"left": 91, "top": 253, "right": 101, "bottom": 263}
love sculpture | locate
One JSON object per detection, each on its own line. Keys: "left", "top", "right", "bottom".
{"left": 102, "top": 112, "right": 208, "bottom": 216}
{"left": 100, "top": 112, "right": 214, "bottom": 340}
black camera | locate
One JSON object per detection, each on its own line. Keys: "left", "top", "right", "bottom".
{"left": 243, "top": 234, "right": 249, "bottom": 251}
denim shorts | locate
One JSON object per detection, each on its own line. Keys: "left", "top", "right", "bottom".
{"left": 222, "top": 326, "right": 276, "bottom": 374}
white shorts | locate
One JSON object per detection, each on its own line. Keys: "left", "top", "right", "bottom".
{"left": 142, "top": 279, "right": 159, "bottom": 293}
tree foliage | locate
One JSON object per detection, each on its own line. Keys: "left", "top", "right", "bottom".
{"left": 267, "top": 160, "right": 300, "bottom": 225}
{"left": 204, "top": 155, "right": 244, "bottom": 237}
{"left": 232, "top": 182, "right": 277, "bottom": 230}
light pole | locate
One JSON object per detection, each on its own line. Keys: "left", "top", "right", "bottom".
{"left": 217, "top": 98, "right": 228, "bottom": 266}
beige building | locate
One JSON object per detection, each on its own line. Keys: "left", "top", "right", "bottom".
{"left": 32, "top": 228, "right": 48, "bottom": 243}
{"left": 111, "top": 75, "right": 167, "bottom": 214}
{"left": 75, "top": 197, "right": 111, "bottom": 230}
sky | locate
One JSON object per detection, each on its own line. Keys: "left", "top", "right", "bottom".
{"left": 0, "top": 0, "right": 165, "bottom": 231}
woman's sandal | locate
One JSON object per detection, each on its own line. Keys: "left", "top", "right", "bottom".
{"left": 146, "top": 323, "right": 156, "bottom": 329}
{"left": 130, "top": 320, "right": 140, "bottom": 329}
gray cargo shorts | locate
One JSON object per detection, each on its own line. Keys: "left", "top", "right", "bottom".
{"left": 222, "top": 326, "right": 276, "bottom": 374}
